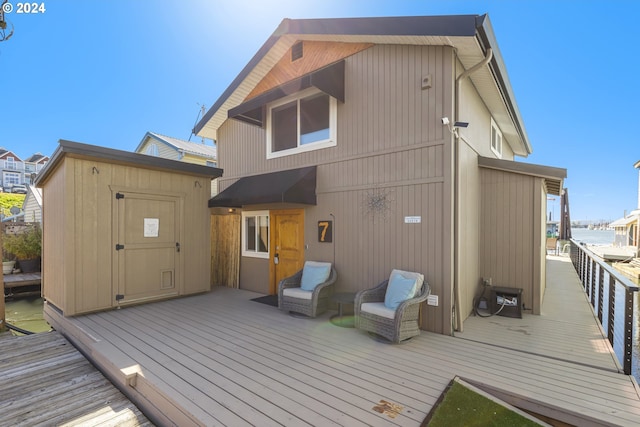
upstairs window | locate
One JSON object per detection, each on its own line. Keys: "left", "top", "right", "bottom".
{"left": 266, "top": 88, "right": 337, "bottom": 159}
{"left": 490, "top": 118, "right": 502, "bottom": 158}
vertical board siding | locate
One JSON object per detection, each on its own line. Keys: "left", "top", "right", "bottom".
{"left": 457, "top": 144, "right": 480, "bottom": 321}
{"left": 211, "top": 214, "right": 240, "bottom": 288}
{"left": 41, "top": 160, "right": 68, "bottom": 310}
{"left": 480, "top": 168, "right": 537, "bottom": 311}
{"left": 42, "top": 157, "right": 212, "bottom": 316}
{"left": 216, "top": 44, "right": 454, "bottom": 333}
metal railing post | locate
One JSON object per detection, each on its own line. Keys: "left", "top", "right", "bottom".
{"left": 624, "top": 289, "right": 634, "bottom": 375}
{"left": 608, "top": 275, "right": 615, "bottom": 344}
{"left": 598, "top": 266, "right": 605, "bottom": 323}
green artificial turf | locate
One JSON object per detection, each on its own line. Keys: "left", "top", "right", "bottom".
{"left": 425, "top": 381, "right": 541, "bottom": 427}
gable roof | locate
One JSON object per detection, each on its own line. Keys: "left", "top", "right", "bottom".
{"left": 194, "top": 14, "right": 532, "bottom": 156}
{"left": 136, "top": 132, "right": 217, "bottom": 160}
{"left": 24, "top": 153, "right": 49, "bottom": 163}
{"left": 0, "top": 148, "right": 22, "bottom": 161}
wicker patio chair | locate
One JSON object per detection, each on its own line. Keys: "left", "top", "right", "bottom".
{"left": 355, "top": 270, "right": 430, "bottom": 343}
{"left": 278, "top": 261, "right": 337, "bottom": 317}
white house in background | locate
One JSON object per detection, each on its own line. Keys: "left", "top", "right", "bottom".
{"left": 135, "top": 132, "right": 219, "bottom": 197}
{"left": 135, "top": 132, "right": 217, "bottom": 167}
{"left": 23, "top": 184, "right": 43, "bottom": 223}
{"left": 610, "top": 160, "right": 640, "bottom": 251}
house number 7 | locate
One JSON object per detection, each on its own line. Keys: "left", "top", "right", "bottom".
{"left": 318, "top": 221, "right": 332, "bottom": 243}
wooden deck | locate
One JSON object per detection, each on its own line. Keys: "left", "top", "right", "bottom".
{"left": 0, "top": 331, "right": 152, "bottom": 426}
{"left": 44, "top": 256, "right": 640, "bottom": 426}
{"left": 4, "top": 272, "right": 42, "bottom": 299}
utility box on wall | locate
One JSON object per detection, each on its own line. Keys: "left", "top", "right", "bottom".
{"left": 490, "top": 286, "right": 523, "bottom": 319}
{"left": 35, "top": 140, "right": 222, "bottom": 316}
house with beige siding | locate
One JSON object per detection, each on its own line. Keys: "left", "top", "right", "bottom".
{"left": 135, "top": 131, "right": 217, "bottom": 167}
{"left": 22, "top": 184, "right": 43, "bottom": 223}
{"left": 195, "top": 14, "right": 566, "bottom": 335}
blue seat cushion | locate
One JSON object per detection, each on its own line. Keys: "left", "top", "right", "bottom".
{"left": 300, "top": 262, "right": 331, "bottom": 291}
{"left": 384, "top": 275, "right": 417, "bottom": 310}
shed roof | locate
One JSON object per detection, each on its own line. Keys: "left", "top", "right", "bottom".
{"left": 478, "top": 156, "right": 566, "bottom": 196}
{"left": 35, "top": 140, "right": 223, "bottom": 187}
{"left": 136, "top": 132, "right": 217, "bottom": 159}
{"left": 194, "top": 14, "right": 532, "bottom": 157}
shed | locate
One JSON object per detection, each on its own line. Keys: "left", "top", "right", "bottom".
{"left": 34, "top": 140, "right": 223, "bottom": 316}
{"left": 478, "top": 156, "right": 566, "bottom": 315}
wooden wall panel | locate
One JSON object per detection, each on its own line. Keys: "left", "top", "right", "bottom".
{"left": 479, "top": 168, "right": 538, "bottom": 312}
{"left": 42, "top": 156, "right": 213, "bottom": 316}
{"left": 41, "top": 159, "right": 68, "bottom": 311}
{"left": 211, "top": 214, "right": 240, "bottom": 288}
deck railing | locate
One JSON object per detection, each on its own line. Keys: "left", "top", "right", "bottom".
{"left": 570, "top": 239, "right": 639, "bottom": 375}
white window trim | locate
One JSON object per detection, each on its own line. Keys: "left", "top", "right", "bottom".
{"left": 490, "top": 118, "right": 503, "bottom": 158}
{"left": 266, "top": 87, "right": 337, "bottom": 159}
{"left": 146, "top": 143, "right": 159, "bottom": 157}
{"left": 241, "top": 210, "right": 270, "bottom": 259}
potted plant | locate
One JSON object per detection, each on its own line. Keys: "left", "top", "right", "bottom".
{"left": 2, "top": 257, "right": 15, "bottom": 274}
{"left": 3, "top": 224, "right": 42, "bottom": 273}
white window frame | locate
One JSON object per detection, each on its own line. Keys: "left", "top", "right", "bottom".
{"left": 241, "top": 210, "right": 270, "bottom": 259}
{"left": 490, "top": 118, "right": 503, "bottom": 158}
{"left": 266, "top": 87, "right": 337, "bottom": 159}
{"left": 3, "top": 172, "right": 20, "bottom": 186}
{"left": 146, "top": 143, "right": 159, "bottom": 156}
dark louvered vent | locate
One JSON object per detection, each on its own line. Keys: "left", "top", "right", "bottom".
{"left": 291, "top": 41, "right": 303, "bottom": 61}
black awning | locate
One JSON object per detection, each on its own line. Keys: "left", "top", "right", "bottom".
{"left": 209, "top": 166, "right": 317, "bottom": 208}
{"left": 228, "top": 60, "right": 345, "bottom": 127}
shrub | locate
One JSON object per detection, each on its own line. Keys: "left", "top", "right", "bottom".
{"left": 3, "top": 224, "right": 42, "bottom": 260}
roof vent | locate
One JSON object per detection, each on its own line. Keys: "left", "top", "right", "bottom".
{"left": 291, "top": 41, "right": 303, "bottom": 61}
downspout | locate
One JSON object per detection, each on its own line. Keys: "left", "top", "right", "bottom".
{"left": 452, "top": 48, "right": 493, "bottom": 333}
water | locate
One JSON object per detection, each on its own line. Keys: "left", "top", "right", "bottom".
{"left": 4, "top": 297, "right": 50, "bottom": 334}
{"left": 570, "top": 228, "right": 615, "bottom": 245}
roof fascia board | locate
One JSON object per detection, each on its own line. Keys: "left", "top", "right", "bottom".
{"left": 35, "top": 140, "right": 223, "bottom": 187}
{"left": 194, "top": 34, "right": 282, "bottom": 136}
{"left": 474, "top": 15, "right": 532, "bottom": 155}
{"left": 478, "top": 156, "right": 566, "bottom": 181}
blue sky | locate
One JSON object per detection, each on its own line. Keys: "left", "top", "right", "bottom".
{"left": 1, "top": 0, "right": 638, "bottom": 222}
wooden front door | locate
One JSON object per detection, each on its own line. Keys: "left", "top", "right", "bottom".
{"left": 114, "top": 191, "right": 182, "bottom": 305}
{"left": 270, "top": 209, "right": 305, "bottom": 294}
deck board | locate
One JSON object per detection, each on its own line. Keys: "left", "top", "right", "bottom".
{"left": 0, "top": 331, "right": 151, "bottom": 426}
{"left": 43, "top": 256, "right": 640, "bottom": 427}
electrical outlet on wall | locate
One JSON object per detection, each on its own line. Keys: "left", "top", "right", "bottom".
{"left": 427, "top": 295, "right": 438, "bottom": 306}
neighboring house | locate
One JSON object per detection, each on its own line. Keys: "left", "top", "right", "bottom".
{"left": 0, "top": 149, "right": 49, "bottom": 189}
{"left": 24, "top": 153, "right": 50, "bottom": 185}
{"left": 136, "top": 132, "right": 219, "bottom": 197}
{"left": 22, "top": 184, "right": 43, "bottom": 223}
{"left": 135, "top": 131, "right": 217, "bottom": 167}
{"left": 0, "top": 148, "right": 25, "bottom": 190}
{"left": 610, "top": 160, "right": 640, "bottom": 250}
{"left": 195, "top": 15, "right": 566, "bottom": 335}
